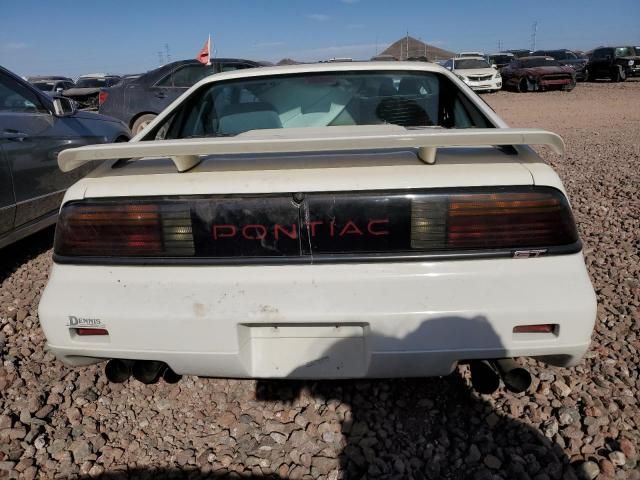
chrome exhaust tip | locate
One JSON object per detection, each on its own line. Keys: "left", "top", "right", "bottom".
{"left": 469, "top": 360, "right": 501, "bottom": 394}
{"left": 105, "top": 359, "right": 133, "bottom": 383}
{"left": 492, "top": 358, "right": 532, "bottom": 393}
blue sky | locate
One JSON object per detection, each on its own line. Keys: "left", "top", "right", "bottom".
{"left": 1, "top": 0, "right": 639, "bottom": 77}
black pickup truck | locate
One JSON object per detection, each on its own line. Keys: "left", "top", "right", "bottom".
{"left": 585, "top": 46, "right": 640, "bottom": 82}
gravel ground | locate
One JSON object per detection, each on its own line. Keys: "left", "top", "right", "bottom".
{"left": 1, "top": 80, "right": 639, "bottom": 480}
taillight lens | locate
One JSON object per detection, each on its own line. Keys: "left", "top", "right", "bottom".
{"left": 54, "top": 187, "right": 579, "bottom": 261}
{"left": 55, "top": 203, "right": 194, "bottom": 257}
{"left": 98, "top": 90, "right": 108, "bottom": 105}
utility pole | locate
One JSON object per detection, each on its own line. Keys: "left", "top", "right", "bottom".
{"left": 157, "top": 51, "right": 164, "bottom": 66}
{"left": 164, "top": 43, "right": 171, "bottom": 63}
{"left": 530, "top": 21, "right": 538, "bottom": 52}
{"left": 406, "top": 30, "right": 409, "bottom": 60}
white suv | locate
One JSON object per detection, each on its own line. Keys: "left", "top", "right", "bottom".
{"left": 444, "top": 57, "right": 503, "bottom": 92}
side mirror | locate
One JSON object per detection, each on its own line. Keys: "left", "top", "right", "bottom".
{"left": 52, "top": 97, "right": 77, "bottom": 117}
{"left": 446, "top": 66, "right": 452, "bottom": 70}
{"left": 491, "top": 64, "right": 497, "bottom": 69}
{"left": 56, "top": 87, "right": 64, "bottom": 93}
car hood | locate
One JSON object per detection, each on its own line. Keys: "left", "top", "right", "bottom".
{"left": 63, "top": 87, "right": 100, "bottom": 96}
{"left": 520, "top": 66, "right": 573, "bottom": 75}
{"left": 454, "top": 68, "right": 497, "bottom": 76}
{"left": 72, "top": 110, "right": 125, "bottom": 125}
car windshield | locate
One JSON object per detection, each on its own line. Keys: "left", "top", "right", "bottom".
{"left": 520, "top": 58, "right": 560, "bottom": 67}
{"left": 151, "top": 70, "right": 493, "bottom": 140}
{"left": 489, "top": 55, "right": 513, "bottom": 65}
{"left": 75, "top": 78, "right": 107, "bottom": 88}
{"left": 455, "top": 59, "right": 490, "bottom": 69}
{"left": 33, "top": 82, "right": 54, "bottom": 91}
{"left": 614, "top": 47, "right": 634, "bottom": 57}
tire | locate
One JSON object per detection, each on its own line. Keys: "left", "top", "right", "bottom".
{"left": 131, "top": 114, "right": 157, "bottom": 135}
{"left": 563, "top": 78, "right": 576, "bottom": 92}
{"left": 585, "top": 67, "right": 594, "bottom": 82}
{"left": 517, "top": 78, "right": 528, "bottom": 93}
{"left": 611, "top": 66, "right": 626, "bottom": 82}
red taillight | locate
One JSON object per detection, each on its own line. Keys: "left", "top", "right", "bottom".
{"left": 55, "top": 203, "right": 194, "bottom": 257}
{"left": 98, "top": 90, "right": 108, "bottom": 105}
{"left": 513, "top": 324, "right": 557, "bottom": 334}
{"left": 75, "top": 328, "right": 109, "bottom": 336}
{"left": 446, "top": 192, "right": 574, "bottom": 249}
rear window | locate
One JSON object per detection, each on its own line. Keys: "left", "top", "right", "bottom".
{"left": 33, "top": 82, "right": 54, "bottom": 91}
{"left": 76, "top": 78, "right": 107, "bottom": 88}
{"left": 150, "top": 70, "right": 493, "bottom": 140}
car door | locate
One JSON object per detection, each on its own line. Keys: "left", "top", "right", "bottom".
{"left": 590, "top": 48, "right": 612, "bottom": 75}
{"left": 0, "top": 70, "right": 99, "bottom": 228}
{"left": 0, "top": 145, "right": 15, "bottom": 237}
{"left": 150, "top": 63, "right": 215, "bottom": 113}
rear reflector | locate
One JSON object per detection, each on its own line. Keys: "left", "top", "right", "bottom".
{"left": 54, "top": 187, "right": 579, "bottom": 260}
{"left": 98, "top": 90, "right": 108, "bottom": 105}
{"left": 75, "top": 328, "right": 109, "bottom": 336}
{"left": 513, "top": 324, "right": 556, "bottom": 334}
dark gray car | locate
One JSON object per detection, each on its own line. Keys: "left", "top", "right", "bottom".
{"left": 1, "top": 65, "right": 130, "bottom": 248}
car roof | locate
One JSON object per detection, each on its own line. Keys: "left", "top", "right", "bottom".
{"left": 133, "top": 58, "right": 262, "bottom": 85}
{"left": 188, "top": 61, "right": 450, "bottom": 87}
{"left": 454, "top": 56, "right": 488, "bottom": 61}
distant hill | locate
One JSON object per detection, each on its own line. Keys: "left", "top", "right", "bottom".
{"left": 276, "top": 58, "right": 303, "bottom": 65}
{"left": 378, "top": 36, "right": 455, "bottom": 61}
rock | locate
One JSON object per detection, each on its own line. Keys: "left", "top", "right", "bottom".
{"left": 576, "top": 461, "right": 600, "bottom": 480}
{"left": 544, "top": 418, "right": 560, "bottom": 438}
{"left": 393, "top": 457, "right": 405, "bottom": 473}
{"left": 483, "top": 455, "right": 502, "bottom": 470}
{"left": 311, "top": 456, "right": 337, "bottom": 474}
{"left": 552, "top": 380, "right": 572, "bottom": 398}
{"left": 467, "top": 444, "right": 482, "bottom": 463}
{"left": 619, "top": 438, "right": 636, "bottom": 460}
{"left": 608, "top": 450, "right": 626, "bottom": 466}
{"left": 65, "top": 407, "right": 82, "bottom": 426}
{"left": 69, "top": 439, "right": 92, "bottom": 463}
{"left": 599, "top": 459, "right": 615, "bottom": 477}
{"left": 558, "top": 407, "right": 581, "bottom": 426}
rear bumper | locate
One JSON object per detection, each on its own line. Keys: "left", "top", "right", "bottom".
{"left": 39, "top": 254, "right": 596, "bottom": 378}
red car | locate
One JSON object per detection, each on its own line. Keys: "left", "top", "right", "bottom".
{"left": 501, "top": 56, "right": 576, "bottom": 92}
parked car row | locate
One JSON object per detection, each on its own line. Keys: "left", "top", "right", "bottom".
{"left": 98, "top": 58, "right": 261, "bottom": 134}
{"left": 0, "top": 65, "right": 130, "bottom": 249}
{"left": 449, "top": 44, "right": 639, "bottom": 93}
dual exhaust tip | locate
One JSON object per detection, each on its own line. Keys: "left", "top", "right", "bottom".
{"left": 106, "top": 357, "right": 531, "bottom": 393}
{"left": 469, "top": 358, "right": 532, "bottom": 394}
{"left": 105, "top": 359, "right": 182, "bottom": 384}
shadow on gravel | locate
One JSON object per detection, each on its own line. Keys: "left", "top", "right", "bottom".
{"left": 88, "top": 317, "right": 574, "bottom": 480}
{"left": 0, "top": 225, "right": 54, "bottom": 284}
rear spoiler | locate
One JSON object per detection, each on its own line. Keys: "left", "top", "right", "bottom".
{"left": 58, "top": 125, "right": 565, "bottom": 173}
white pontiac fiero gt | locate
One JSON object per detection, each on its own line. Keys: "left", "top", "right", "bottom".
{"left": 39, "top": 62, "right": 596, "bottom": 391}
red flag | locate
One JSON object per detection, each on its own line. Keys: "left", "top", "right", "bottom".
{"left": 197, "top": 35, "right": 211, "bottom": 65}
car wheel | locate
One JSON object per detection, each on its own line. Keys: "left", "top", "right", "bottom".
{"left": 132, "top": 114, "right": 157, "bottom": 135}
{"left": 517, "top": 78, "right": 528, "bottom": 93}
{"left": 611, "top": 66, "right": 625, "bottom": 82}
{"left": 585, "top": 67, "right": 593, "bottom": 82}
{"left": 619, "top": 67, "right": 627, "bottom": 82}
{"left": 563, "top": 79, "right": 576, "bottom": 92}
